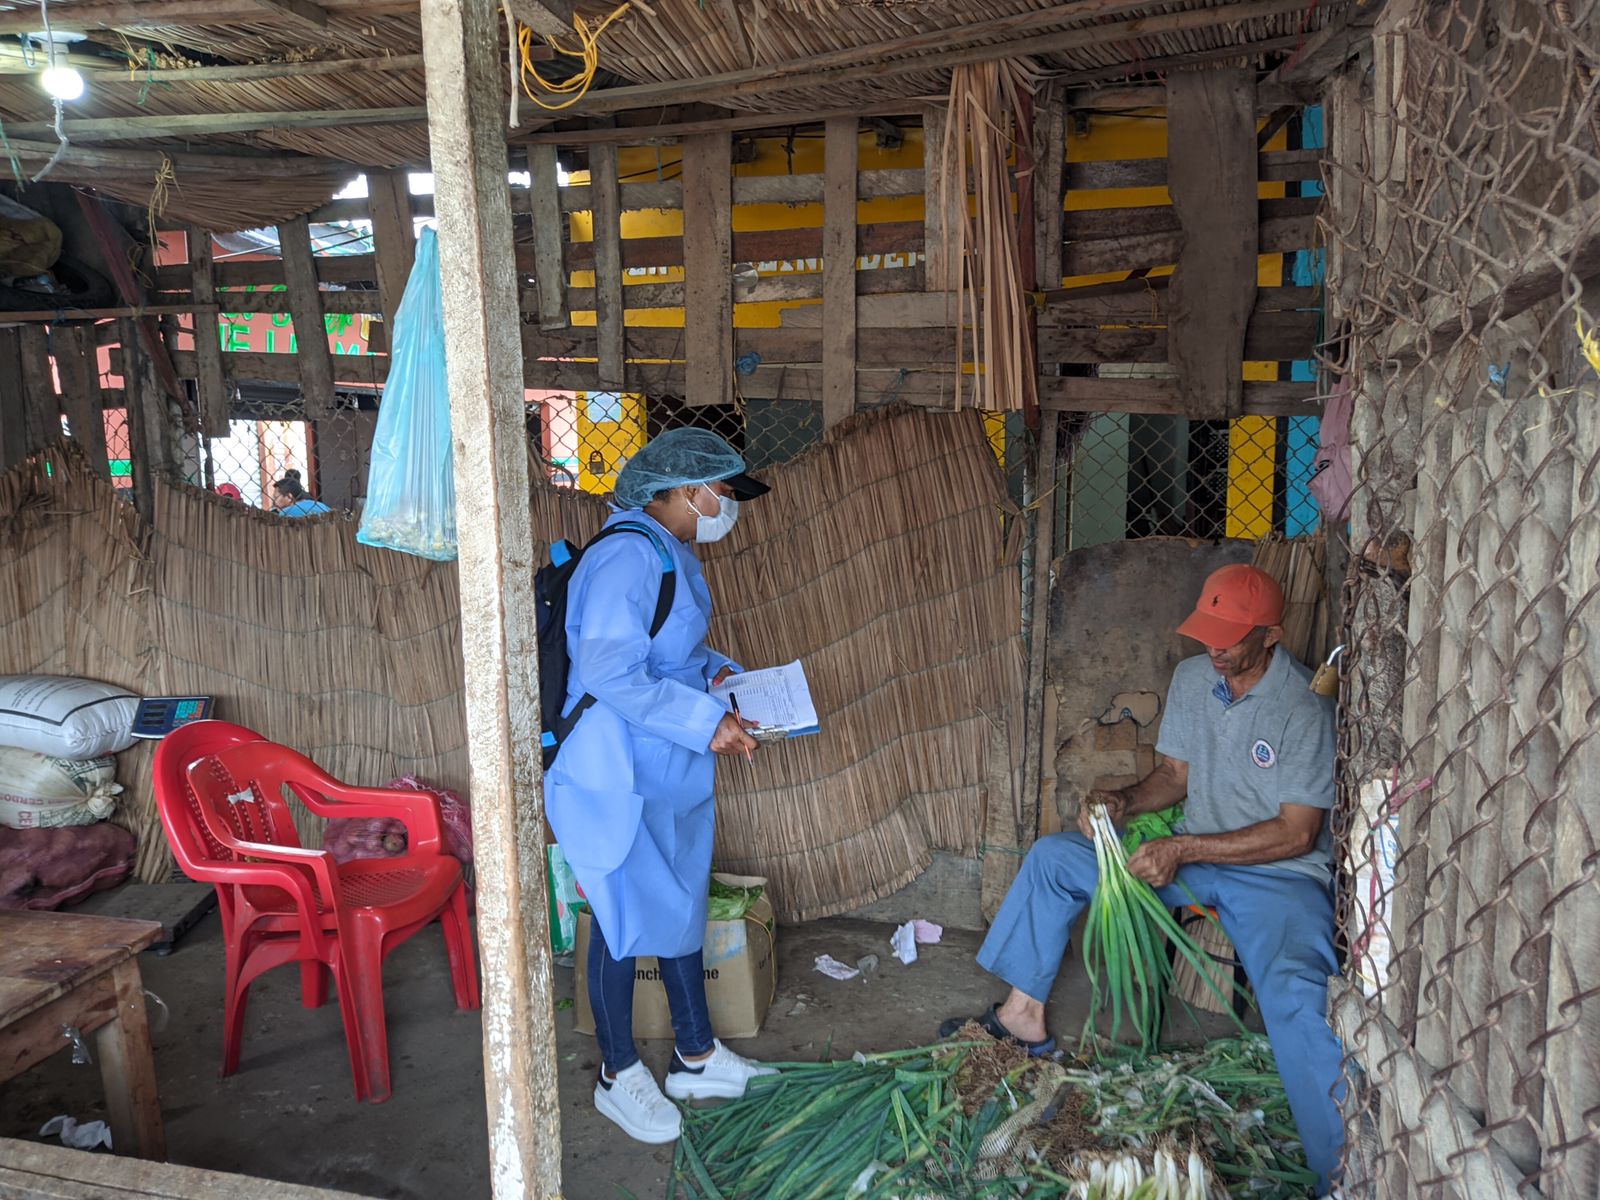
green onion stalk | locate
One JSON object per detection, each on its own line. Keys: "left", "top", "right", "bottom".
{"left": 1080, "top": 805, "right": 1249, "bottom": 1054}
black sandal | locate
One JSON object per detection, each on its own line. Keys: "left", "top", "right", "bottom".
{"left": 937, "top": 1004, "right": 1057, "bottom": 1056}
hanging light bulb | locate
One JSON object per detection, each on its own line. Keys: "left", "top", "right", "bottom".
{"left": 40, "top": 64, "right": 85, "bottom": 101}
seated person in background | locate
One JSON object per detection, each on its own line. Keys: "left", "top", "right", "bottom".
{"left": 271, "top": 469, "right": 333, "bottom": 518}
{"left": 942, "top": 565, "right": 1346, "bottom": 1198}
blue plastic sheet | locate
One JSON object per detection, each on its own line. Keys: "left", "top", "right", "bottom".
{"left": 356, "top": 227, "right": 457, "bottom": 561}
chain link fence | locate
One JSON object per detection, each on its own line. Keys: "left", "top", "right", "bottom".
{"left": 1323, "top": 1, "right": 1600, "bottom": 1196}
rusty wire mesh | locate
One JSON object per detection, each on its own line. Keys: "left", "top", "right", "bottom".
{"left": 1323, "top": 1, "right": 1600, "bottom": 1196}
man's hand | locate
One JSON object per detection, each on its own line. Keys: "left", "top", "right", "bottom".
{"left": 1126, "top": 837, "right": 1188, "bottom": 888}
{"left": 712, "top": 665, "right": 736, "bottom": 686}
{"left": 709, "top": 712, "right": 759, "bottom": 757}
{"left": 1077, "top": 788, "right": 1129, "bottom": 839}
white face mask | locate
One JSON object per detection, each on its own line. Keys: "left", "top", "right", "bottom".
{"left": 687, "top": 486, "right": 739, "bottom": 543}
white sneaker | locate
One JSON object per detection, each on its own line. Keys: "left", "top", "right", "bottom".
{"left": 594, "top": 1061, "right": 682, "bottom": 1144}
{"left": 664, "top": 1039, "right": 778, "bottom": 1101}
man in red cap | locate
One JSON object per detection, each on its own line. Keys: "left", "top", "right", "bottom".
{"left": 943, "top": 563, "right": 1343, "bottom": 1195}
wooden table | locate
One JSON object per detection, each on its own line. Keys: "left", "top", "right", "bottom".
{"left": 0, "top": 910, "right": 166, "bottom": 1161}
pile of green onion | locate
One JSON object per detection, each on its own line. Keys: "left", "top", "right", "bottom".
{"left": 1081, "top": 805, "right": 1247, "bottom": 1053}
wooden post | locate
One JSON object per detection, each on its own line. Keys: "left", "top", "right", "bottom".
{"left": 120, "top": 317, "right": 174, "bottom": 520}
{"left": 57, "top": 326, "right": 110, "bottom": 478}
{"left": 94, "top": 959, "right": 166, "bottom": 1161}
{"left": 528, "top": 142, "right": 569, "bottom": 331}
{"left": 822, "top": 117, "right": 858, "bottom": 429}
{"left": 17, "top": 327, "right": 59, "bottom": 453}
{"left": 1165, "top": 66, "right": 1257, "bottom": 419}
{"left": 0, "top": 329, "right": 25, "bottom": 471}
{"left": 278, "top": 214, "right": 358, "bottom": 506}
{"left": 1033, "top": 88, "right": 1067, "bottom": 295}
{"left": 590, "top": 142, "right": 625, "bottom": 391}
{"left": 188, "top": 227, "right": 231, "bottom": 437}
{"left": 1020, "top": 409, "right": 1059, "bottom": 846}
{"left": 368, "top": 169, "right": 419, "bottom": 355}
{"left": 682, "top": 132, "right": 733, "bottom": 407}
{"left": 419, "top": 1, "right": 564, "bottom": 1198}
{"left": 922, "top": 102, "right": 958, "bottom": 294}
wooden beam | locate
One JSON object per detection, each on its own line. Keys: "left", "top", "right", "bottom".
{"left": 564, "top": 264, "right": 923, "bottom": 312}
{"left": 822, "top": 118, "right": 858, "bottom": 430}
{"left": 58, "top": 326, "right": 111, "bottom": 479}
{"left": 1062, "top": 195, "right": 1316, "bottom": 241}
{"left": 7, "top": 106, "right": 426, "bottom": 142}
{"left": 527, "top": 143, "right": 569, "bottom": 330}
{"left": 519, "top": 100, "right": 932, "bottom": 144}
{"left": 1065, "top": 148, "right": 1322, "bottom": 190}
{"left": 6, "top": 138, "right": 344, "bottom": 179}
{"left": 1062, "top": 205, "right": 1314, "bottom": 278}
{"left": 91, "top": 52, "right": 425, "bottom": 86}
{"left": 140, "top": 348, "right": 389, "bottom": 387}
{"left": 1165, "top": 66, "right": 1258, "bottom": 419}
{"left": 505, "top": 0, "right": 573, "bottom": 38}
{"left": 367, "top": 169, "right": 418, "bottom": 350}
{"left": 590, "top": 141, "right": 626, "bottom": 391}
{"left": 0, "top": 330, "right": 26, "bottom": 471}
{"left": 1055, "top": 32, "right": 1305, "bottom": 91}
{"left": 251, "top": 0, "right": 329, "bottom": 28}
{"left": 1038, "top": 308, "right": 1321, "bottom": 362}
{"left": 682, "top": 132, "right": 733, "bottom": 408}
{"left": 1042, "top": 282, "right": 1320, "bottom": 321}
{"left": 188, "top": 228, "right": 230, "bottom": 437}
{"left": 277, "top": 216, "right": 337, "bottom": 422}
{"left": 0, "top": 0, "right": 415, "bottom": 32}
{"left": 1038, "top": 375, "right": 1320, "bottom": 416}
{"left": 1265, "top": 2, "right": 1383, "bottom": 91}
{"left": 419, "top": 0, "right": 564, "bottom": 1195}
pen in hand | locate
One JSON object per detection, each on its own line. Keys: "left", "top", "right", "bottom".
{"left": 729, "top": 692, "right": 756, "bottom": 767}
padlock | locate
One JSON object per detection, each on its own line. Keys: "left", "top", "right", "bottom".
{"left": 1310, "top": 645, "right": 1346, "bottom": 698}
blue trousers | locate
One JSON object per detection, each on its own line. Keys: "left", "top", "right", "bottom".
{"left": 588, "top": 921, "right": 715, "bottom": 1075}
{"left": 978, "top": 832, "right": 1345, "bottom": 1191}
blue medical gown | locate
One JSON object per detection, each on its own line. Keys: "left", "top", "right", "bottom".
{"left": 544, "top": 509, "right": 737, "bottom": 959}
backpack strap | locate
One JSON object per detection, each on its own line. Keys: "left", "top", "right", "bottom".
{"left": 547, "top": 522, "right": 678, "bottom": 755}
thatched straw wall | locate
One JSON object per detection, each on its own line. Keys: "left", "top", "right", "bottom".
{"left": 0, "top": 409, "right": 1023, "bottom": 922}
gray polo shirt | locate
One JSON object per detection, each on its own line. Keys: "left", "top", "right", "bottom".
{"left": 1155, "top": 647, "right": 1336, "bottom": 882}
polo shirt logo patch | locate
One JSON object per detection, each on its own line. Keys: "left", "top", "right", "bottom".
{"left": 1251, "top": 739, "right": 1277, "bottom": 768}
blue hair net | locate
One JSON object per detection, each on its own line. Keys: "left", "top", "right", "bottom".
{"left": 613, "top": 427, "right": 748, "bottom": 510}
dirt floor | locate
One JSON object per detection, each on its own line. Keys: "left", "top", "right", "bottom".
{"left": 0, "top": 904, "right": 1242, "bottom": 1199}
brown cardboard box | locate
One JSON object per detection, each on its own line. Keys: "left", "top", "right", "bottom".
{"left": 573, "top": 873, "right": 776, "bottom": 1040}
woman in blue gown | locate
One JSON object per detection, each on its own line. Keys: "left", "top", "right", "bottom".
{"left": 545, "top": 428, "right": 776, "bottom": 1145}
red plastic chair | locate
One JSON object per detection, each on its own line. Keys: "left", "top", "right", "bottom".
{"left": 152, "top": 720, "right": 479, "bottom": 1103}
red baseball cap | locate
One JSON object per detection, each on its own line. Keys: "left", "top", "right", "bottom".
{"left": 1177, "top": 564, "right": 1285, "bottom": 647}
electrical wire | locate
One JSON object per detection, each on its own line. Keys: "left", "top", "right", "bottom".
{"left": 514, "top": 1, "right": 634, "bottom": 112}
{"left": 30, "top": 0, "right": 70, "bottom": 183}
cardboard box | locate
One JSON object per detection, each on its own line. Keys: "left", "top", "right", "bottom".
{"left": 573, "top": 873, "right": 776, "bottom": 1040}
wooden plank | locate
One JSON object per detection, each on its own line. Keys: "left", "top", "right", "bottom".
{"left": 1060, "top": 209, "right": 1314, "bottom": 277}
{"left": 0, "top": 0, "right": 413, "bottom": 30}
{"left": 522, "top": 102, "right": 931, "bottom": 147}
{"left": 565, "top": 264, "right": 924, "bottom": 312}
{"left": 0, "top": 972, "right": 118, "bottom": 1081}
{"left": 1039, "top": 375, "right": 1319, "bottom": 416}
{"left": 118, "top": 320, "right": 162, "bottom": 519}
{"left": 527, "top": 143, "right": 568, "bottom": 330}
{"left": 1064, "top": 148, "right": 1322, "bottom": 190}
{"left": 1021, "top": 409, "right": 1059, "bottom": 851}
{"left": 922, "top": 103, "right": 957, "bottom": 294}
{"left": 566, "top": 219, "right": 924, "bottom": 273}
{"left": 276, "top": 216, "right": 336, "bottom": 421}
{"left": 6, "top": 106, "right": 427, "bottom": 142}
{"left": 367, "top": 169, "right": 418, "bottom": 351}
{"left": 589, "top": 141, "right": 626, "bottom": 391}
{"left": 0, "top": 1135, "right": 374, "bottom": 1199}
{"left": 188, "top": 228, "right": 230, "bottom": 437}
{"left": 681, "top": 133, "right": 733, "bottom": 408}
{"left": 90, "top": 51, "right": 425, "bottom": 85}
{"left": 419, "top": 0, "right": 563, "bottom": 1194}
{"left": 56, "top": 326, "right": 110, "bottom": 478}
{"left": 0, "top": 329, "right": 28, "bottom": 470}
{"left": 1330, "top": 978, "right": 1543, "bottom": 1200}
{"left": 1165, "top": 66, "right": 1258, "bottom": 419}
{"left": 1034, "top": 91, "right": 1067, "bottom": 291}
{"left": 1063, "top": 195, "right": 1316, "bottom": 240}
{"left": 93, "top": 959, "right": 165, "bottom": 1161}
{"left": 1043, "top": 282, "right": 1320, "bottom": 323}
{"left": 822, "top": 117, "right": 858, "bottom": 429}
{"left": 1039, "top": 309, "right": 1320, "bottom": 362}
{"left": 504, "top": 0, "right": 572, "bottom": 38}
{"left": 17, "top": 326, "right": 59, "bottom": 452}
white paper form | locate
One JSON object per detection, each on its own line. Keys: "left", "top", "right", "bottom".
{"left": 710, "top": 660, "right": 819, "bottom": 739}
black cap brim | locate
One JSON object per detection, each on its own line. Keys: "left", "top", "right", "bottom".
{"left": 722, "top": 471, "right": 770, "bottom": 501}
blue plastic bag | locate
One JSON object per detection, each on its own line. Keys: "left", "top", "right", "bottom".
{"left": 357, "top": 227, "right": 457, "bottom": 560}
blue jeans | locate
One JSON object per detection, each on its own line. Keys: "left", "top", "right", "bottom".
{"left": 978, "top": 832, "right": 1346, "bottom": 1192}
{"left": 589, "top": 921, "right": 715, "bottom": 1074}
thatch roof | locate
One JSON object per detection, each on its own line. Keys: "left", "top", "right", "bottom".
{"left": 0, "top": 0, "right": 1345, "bottom": 229}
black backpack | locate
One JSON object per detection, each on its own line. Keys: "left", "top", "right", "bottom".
{"left": 535, "top": 522, "right": 676, "bottom": 768}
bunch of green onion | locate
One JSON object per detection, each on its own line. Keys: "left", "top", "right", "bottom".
{"left": 1081, "top": 805, "right": 1246, "bottom": 1053}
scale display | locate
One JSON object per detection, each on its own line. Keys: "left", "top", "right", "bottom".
{"left": 131, "top": 697, "right": 214, "bottom": 739}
